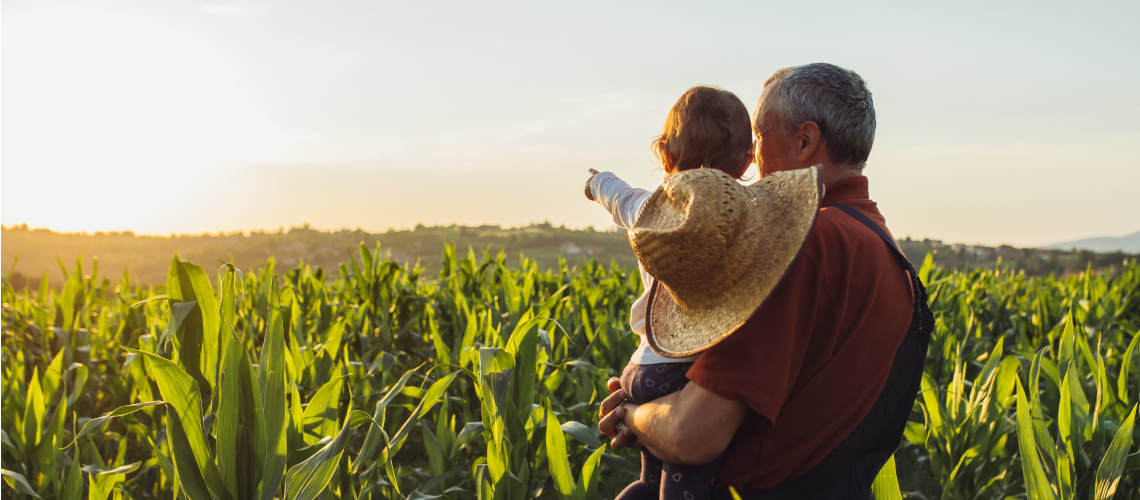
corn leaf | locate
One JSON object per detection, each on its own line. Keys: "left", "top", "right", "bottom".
{"left": 66, "top": 401, "right": 164, "bottom": 448}
{"left": 60, "top": 449, "right": 83, "bottom": 500}
{"left": 301, "top": 372, "right": 343, "bottom": 445}
{"left": 544, "top": 402, "right": 575, "bottom": 499}
{"left": 870, "top": 455, "right": 903, "bottom": 500}
{"left": 166, "top": 257, "right": 218, "bottom": 401}
{"left": 352, "top": 363, "right": 422, "bottom": 474}
{"left": 1016, "top": 378, "right": 1057, "bottom": 500}
{"left": 23, "top": 368, "right": 44, "bottom": 451}
{"left": 417, "top": 371, "right": 459, "bottom": 418}
{"left": 217, "top": 326, "right": 266, "bottom": 500}
{"left": 1119, "top": 332, "right": 1139, "bottom": 404}
{"left": 166, "top": 410, "right": 216, "bottom": 500}
{"left": 217, "top": 263, "right": 240, "bottom": 369}
{"left": 122, "top": 346, "right": 232, "bottom": 500}
{"left": 559, "top": 421, "right": 601, "bottom": 449}
{"left": 573, "top": 444, "right": 606, "bottom": 500}
{"left": 1, "top": 469, "right": 43, "bottom": 499}
{"left": 1094, "top": 404, "right": 1137, "bottom": 500}
{"left": 285, "top": 409, "right": 377, "bottom": 500}
{"left": 257, "top": 282, "right": 289, "bottom": 500}
{"left": 504, "top": 313, "right": 541, "bottom": 422}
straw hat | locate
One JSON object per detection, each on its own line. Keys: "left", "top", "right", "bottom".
{"left": 632, "top": 166, "right": 823, "bottom": 357}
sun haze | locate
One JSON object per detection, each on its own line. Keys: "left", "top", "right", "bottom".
{"left": 3, "top": 0, "right": 1138, "bottom": 247}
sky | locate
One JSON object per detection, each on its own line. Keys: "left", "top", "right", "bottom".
{"left": 3, "top": 0, "right": 1138, "bottom": 247}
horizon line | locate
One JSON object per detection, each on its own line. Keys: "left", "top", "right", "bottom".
{"left": 5, "top": 222, "right": 1137, "bottom": 251}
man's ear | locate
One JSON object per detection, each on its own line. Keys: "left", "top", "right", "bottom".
{"left": 795, "top": 121, "right": 823, "bottom": 164}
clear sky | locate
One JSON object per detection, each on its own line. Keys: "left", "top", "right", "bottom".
{"left": 3, "top": 0, "right": 1138, "bottom": 247}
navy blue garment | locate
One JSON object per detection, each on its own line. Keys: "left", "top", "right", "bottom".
{"left": 616, "top": 361, "right": 724, "bottom": 500}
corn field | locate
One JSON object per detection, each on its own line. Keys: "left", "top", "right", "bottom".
{"left": 2, "top": 246, "right": 1138, "bottom": 500}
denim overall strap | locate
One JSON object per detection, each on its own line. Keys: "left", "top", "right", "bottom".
{"left": 717, "top": 204, "right": 934, "bottom": 500}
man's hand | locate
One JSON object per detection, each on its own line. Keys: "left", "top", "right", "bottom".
{"left": 599, "top": 377, "right": 641, "bottom": 450}
{"left": 584, "top": 168, "right": 599, "bottom": 201}
{"left": 602, "top": 375, "right": 749, "bottom": 465}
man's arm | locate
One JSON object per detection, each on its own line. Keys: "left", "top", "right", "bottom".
{"left": 600, "top": 378, "right": 747, "bottom": 465}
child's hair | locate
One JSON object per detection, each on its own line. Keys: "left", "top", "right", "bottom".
{"left": 653, "top": 86, "right": 752, "bottom": 177}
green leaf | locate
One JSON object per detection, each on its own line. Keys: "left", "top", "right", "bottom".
{"left": 166, "top": 410, "right": 215, "bottom": 500}
{"left": 319, "top": 322, "right": 344, "bottom": 362}
{"left": 544, "top": 403, "right": 575, "bottom": 499}
{"left": 122, "top": 346, "right": 231, "bottom": 500}
{"left": 301, "top": 372, "right": 343, "bottom": 445}
{"left": 418, "top": 371, "right": 460, "bottom": 418}
{"left": 919, "top": 372, "right": 943, "bottom": 436}
{"left": 870, "top": 455, "right": 902, "bottom": 500}
{"left": 559, "top": 421, "right": 601, "bottom": 449}
{"left": 1015, "top": 377, "right": 1057, "bottom": 500}
{"left": 1119, "top": 332, "right": 1139, "bottom": 405}
{"left": 217, "top": 263, "right": 240, "bottom": 370}
{"left": 422, "top": 425, "right": 446, "bottom": 476}
{"left": 217, "top": 326, "right": 266, "bottom": 500}
{"left": 284, "top": 409, "right": 376, "bottom": 500}
{"left": 161, "top": 302, "right": 198, "bottom": 351}
{"left": 573, "top": 445, "right": 606, "bottom": 500}
{"left": 918, "top": 252, "right": 935, "bottom": 285}
{"left": 1094, "top": 404, "right": 1137, "bottom": 500}
{"left": 42, "top": 351, "right": 64, "bottom": 406}
{"left": 257, "top": 282, "right": 288, "bottom": 500}
{"left": 129, "top": 294, "right": 169, "bottom": 308}
{"left": 504, "top": 312, "right": 541, "bottom": 422}
{"left": 66, "top": 364, "right": 89, "bottom": 408}
{"left": 167, "top": 257, "right": 220, "bottom": 400}
{"left": 290, "top": 383, "right": 303, "bottom": 450}
{"left": 1, "top": 469, "right": 43, "bottom": 499}
{"left": 1125, "top": 451, "right": 1140, "bottom": 471}
{"left": 23, "top": 367, "right": 44, "bottom": 451}
{"left": 60, "top": 449, "right": 83, "bottom": 500}
{"left": 455, "top": 422, "right": 485, "bottom": 449}
{"left": 65, "top": 401, "right": 164, "bottom": 448}
{"left": 352, "top": 363, "right": 423, "bottom": 474}
{"left": 479, "top": 348, "right": 515, "bottom": 423}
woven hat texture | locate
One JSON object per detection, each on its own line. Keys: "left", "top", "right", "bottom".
{"left": 631, "top": 166, "right": 823, "bottom": 357}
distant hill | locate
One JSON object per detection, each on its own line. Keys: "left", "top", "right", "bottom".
{"left": 4, "top": 223, "right": 1135, "bottom": 289}
{"left": 1042, "top": 231, "right": 1140, "bottom": 253}
{"left": 1, "top": 223, "right": 640, "bottom": 288}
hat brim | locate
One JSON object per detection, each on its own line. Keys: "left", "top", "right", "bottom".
{"left": 645, "top": 168, "right": 824, "bottom": 358}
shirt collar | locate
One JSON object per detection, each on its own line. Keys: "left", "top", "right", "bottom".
{"left": 821, "top": 175, "right": 870, "bottom": 206}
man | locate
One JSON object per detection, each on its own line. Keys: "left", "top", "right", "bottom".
{"left": 598, "top": 62, "right": 933, "bottom": 498}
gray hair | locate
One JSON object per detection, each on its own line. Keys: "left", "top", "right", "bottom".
{"left": 755, "top": 63, "right": 876, "bottom": 168}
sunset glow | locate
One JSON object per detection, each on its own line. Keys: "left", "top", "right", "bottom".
{"left": 3, "top": 0, "right": 1138, "bottom": 246}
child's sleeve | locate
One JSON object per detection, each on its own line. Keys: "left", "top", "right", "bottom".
{"left": 589, "top": 172, "right": 652, "bottom": 230}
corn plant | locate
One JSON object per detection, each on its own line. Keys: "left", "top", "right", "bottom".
{"left": 3, "top": 247, "right": 1138, "bottom": 499}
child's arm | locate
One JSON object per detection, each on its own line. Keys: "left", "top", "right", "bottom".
{"left": 586, "top": 170, "right": 652, "bottom": 230}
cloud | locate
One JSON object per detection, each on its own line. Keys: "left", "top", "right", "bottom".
{"left": 202, "top": 5, "right": 263, "bottom": 16}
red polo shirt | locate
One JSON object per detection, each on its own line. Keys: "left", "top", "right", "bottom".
{"left": 685, "top": 175, "right": 913, "bottom": 489}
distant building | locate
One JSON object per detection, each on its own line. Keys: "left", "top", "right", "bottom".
{"left": 967, "top": 246, "right": 993, "bottom": 259}
{"left": 561, "top": 242, "right": 582, "bottom": 254}
{"left": 952, "top": 244, "right": 967, "bottom": 252}
{"left": 931, "top": 240, "right": 943, "bottom": 248}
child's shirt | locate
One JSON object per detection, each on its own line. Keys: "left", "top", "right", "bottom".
{"left": 590, "top": 172, "right": 699, "bottom": 364}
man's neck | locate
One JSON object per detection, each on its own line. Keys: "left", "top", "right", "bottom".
{"left": 820, "top": 163, "right": 863, "bottom": 186}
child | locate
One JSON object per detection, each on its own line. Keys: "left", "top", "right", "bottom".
{"left": 584, "top": 86, "right": 753, "bottom": 500}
